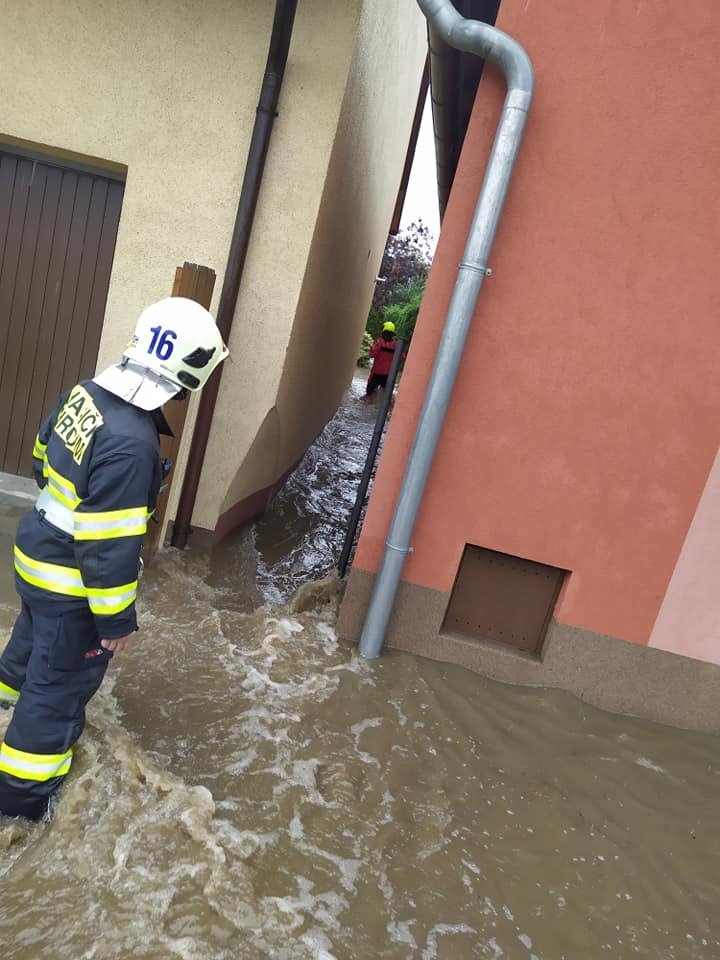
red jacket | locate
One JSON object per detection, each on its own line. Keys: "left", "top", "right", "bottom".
{"left": 369, "top": 338, "right": 401, "bottom": 376}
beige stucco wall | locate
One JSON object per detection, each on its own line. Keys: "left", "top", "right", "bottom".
{"left": 193, "top": 0, "right": 363, "bottom": 530}
{"left": 0, "top": 0, "right": 273, "bottom": 356}
{"left": 0, "top": 0, "right": 425, "bottom": 540}
{"left": 0, "top": 0, "right": 272, "bottom": 531}
{"left": 206, "top": 0, "right": 428, "bottom": 530}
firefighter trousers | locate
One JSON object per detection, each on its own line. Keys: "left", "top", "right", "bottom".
{"left": 0, "top": 600, "right": 110, "bottom": 821}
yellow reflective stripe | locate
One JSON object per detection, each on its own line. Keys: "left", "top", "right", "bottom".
{"left": 75, "top": 524, "right": 146, "bottom": 541}
{"left": 89, "top": 598, "right": 135, "bottom": 616}
{"left": 46, "top": 482, "right": 80, "bottom": 510}
{"left": 14, "top": 545, "right": 87, "bottom": 596}
{"left": 76, "top": 507, "right": 149, "bottom": 522}
{"left": 86, "top": 580, "right": 138, "bottom": 599}
{"left": 14, "top": 565, "right": 86, "bottom": 598}
{"left": 74, "top": 507, "right": 149, "bottom": 541}
{"left": 14, "top": 545, "right": 85, "bottom": 587}
{"left": 14, "top": 547, "right": 137, "bottom": 613}
{"left": 87, "top": 581, "right": 137, "bottom": 616}
{"left": 33, "top": 435, "right": 47, "bottom": 459}
{"left": 0, "top": 680, "right": 19, "bottom": 704}
{"left": 46, "top": 464, "right": 81, "bottom": 509}
{"left": 0, "top": 741, "right": 72, "bottom": 782}
{"left": 1, "top": 742, "right": 71, "bottom": 766}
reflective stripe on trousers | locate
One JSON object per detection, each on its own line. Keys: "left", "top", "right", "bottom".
{"left": 0, "top": 601, "right": 109, "bottom": 820}
{"left": 0, "top": 742, "right": 72, "bottom": 781}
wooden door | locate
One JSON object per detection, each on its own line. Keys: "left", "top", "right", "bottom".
{"left": 0, "top": 148, "right": 124, "bottom": 475}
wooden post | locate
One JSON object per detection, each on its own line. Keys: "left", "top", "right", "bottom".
{"left": 143, "top": 262, "right": 216, "bottom": 562}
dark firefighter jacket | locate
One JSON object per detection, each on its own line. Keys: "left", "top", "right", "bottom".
{"left": 15, "top": 381, "right": 170, "bottom": 639}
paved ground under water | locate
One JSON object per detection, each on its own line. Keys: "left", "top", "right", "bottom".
{"left": 0, "top": 378, "right": 718, "bottom": 960}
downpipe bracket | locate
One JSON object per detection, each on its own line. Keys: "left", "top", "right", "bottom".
{"left": 458, "top": 260, "right": 493, "bottom": 277}
{"left": 385, "top": 541, "right": 414, "bottom": 555}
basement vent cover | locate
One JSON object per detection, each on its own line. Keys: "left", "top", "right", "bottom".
{"left": 442, "top": 545, "right": 566, "bottom": 658}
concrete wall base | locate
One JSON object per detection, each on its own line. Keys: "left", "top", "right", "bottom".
{"left": 337, "top": 568, "right": 720, "bottom": 734}
{"left": 165, "top": 457, "right": 301, "bottom": 551}
{"left": 212, "top": 460, "right": 297, "bottom": 546}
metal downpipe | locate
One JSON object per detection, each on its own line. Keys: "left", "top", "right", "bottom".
{"left": 358, "top": 0, "right": 534, "bottom": 659}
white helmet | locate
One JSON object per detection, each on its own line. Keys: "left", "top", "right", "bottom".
{"left": 94, "top": 298, "right": 229, "bottom": 410}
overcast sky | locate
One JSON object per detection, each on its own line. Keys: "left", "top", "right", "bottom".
{"left": 398, "top": 95, "right": 440, "bottom": 253}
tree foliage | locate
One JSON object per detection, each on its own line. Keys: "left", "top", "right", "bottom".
{"left": 367, "top": 276, "right": 425, "bottom": 343}
{"left": 358, "top": 330, "right": 374, "bottom": 368}
{"left": 359, "top": 221, "right": 432, "bottom": 365}
{"left": 372, "top": 220, "right": 432, "bottom": 313}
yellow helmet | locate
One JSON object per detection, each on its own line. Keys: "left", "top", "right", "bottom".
{"left": 382, "top": 321, "right": 396, "bottom": 333}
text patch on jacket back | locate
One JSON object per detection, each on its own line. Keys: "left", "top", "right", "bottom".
{"left": 53, "top": 386, "right": 104, "bottom": 464}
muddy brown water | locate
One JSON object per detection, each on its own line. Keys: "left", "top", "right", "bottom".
{"left": 0, "top": 379, "right": 718, "bottom": 960}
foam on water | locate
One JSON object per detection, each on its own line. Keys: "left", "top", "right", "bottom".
{"left": 1, "top": 380, "right": 719, "bottom": 958}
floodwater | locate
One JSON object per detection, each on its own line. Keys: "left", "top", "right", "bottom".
{"left": 1, "top": 378, "right": 719, "bottom": 960}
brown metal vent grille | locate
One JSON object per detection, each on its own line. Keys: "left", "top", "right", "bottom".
{"left": 442, "top": 545, "right": 566, "bottom": 657}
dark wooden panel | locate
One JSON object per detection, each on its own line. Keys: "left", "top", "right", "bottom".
{"left": 0, "top": 160, "right": 46, "bottom": 469}
{"left": 78, "top": 179, "right": 124, "bottom": 378}
{"left": 22, "top": 170, "right": 80, "bottom": 468}
{"left": 0, "top": 157, "right": 32, "bottom": 389}
{"left": 41, "top": 173, "right": 92, "bottom": 418}
{"left": 0, "top": 135, "right": 126, "bottom": 182}
{"left": 4, "top": 166, "right": 63, "bottom": 474}
{"left": 0, "top": 155, "right": 19, "bottom": 272}
{"left": 0, "top": 149, "right": 125, "bottom": 476}
{"left": 60, "top": 177, "right": 109, "bottom": 392}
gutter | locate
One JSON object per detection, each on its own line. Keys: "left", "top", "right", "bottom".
{"left": 389, "top": 57, "right": 430, "bottom": 235}
{"left": 359, "top": 0, "right": 534, "bottom": 659}
{"left": 171, "top": 0, "right": 298, "bottom": 549}
{"left": 429, "top": 0, "right": 501, "bottom": 219}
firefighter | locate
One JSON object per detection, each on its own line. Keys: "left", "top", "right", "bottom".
{"left": 365, "top": 321, "right": 404, "bottom": 398}
{"left": 0, "top": 297, "right": 228, "bottom": 821}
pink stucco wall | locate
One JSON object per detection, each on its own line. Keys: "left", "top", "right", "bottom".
{"left": 649, "top": 450, "right": 720, "bottom": 663}
{"left": 353, "top": 0, "right": 720, "bottom": 647}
